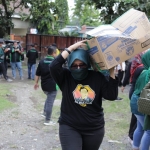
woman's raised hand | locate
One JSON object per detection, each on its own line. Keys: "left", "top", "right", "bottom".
{"left": 68, "top": 40, "right": 87, "bottom": 52}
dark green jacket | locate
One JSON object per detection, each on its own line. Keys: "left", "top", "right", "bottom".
{"left": 0, "top": 47, "right": 4, "bottom": 62}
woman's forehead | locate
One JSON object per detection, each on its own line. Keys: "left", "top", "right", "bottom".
{"left": 72, "top": 59, "right": 84, "bottom": 64}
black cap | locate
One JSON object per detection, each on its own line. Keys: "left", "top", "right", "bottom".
{"left": 52, "top": 43, "right": 57, "bottom": 47}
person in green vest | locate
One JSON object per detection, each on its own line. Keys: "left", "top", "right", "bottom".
{"left": 10, "top": 41, "right": 23, "bottom": 80}
{"left": 34, "top": 45, "right": 58, "bottom": 126}
{"left": 0, "top": 40, "right": 12, "bottom": 82}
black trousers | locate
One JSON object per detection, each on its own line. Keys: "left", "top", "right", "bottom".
{"left": 0, "top": 62, "right": 8, "bottom": 80}
{"left": 59, "top": 124, "right": 105, "bottom": 150}
{"left": 128, "top": 84, "right": 137, "bottom": 140}
{"left": 4, "top": 61, "right": 8, "bottom": 74}
{"left": 118, "top": 70, "right": 124, "bottom": 86}
{"left": 128, "top": 113, "right": 137, "bottom": 140}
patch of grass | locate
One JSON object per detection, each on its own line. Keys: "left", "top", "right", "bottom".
{"left": 31, "top": 87, "right": 46, "bottom": 111}
{"left": 22, "top": 65, "right": 27, "bottom": 69}
{"left": 0, "top": 84, "right": 15, "bottom": 112}
{"left": 103, "top": 92, "right": 131, "bottom": 140}
{"left": 56, "top": 90, "right": 62, "bottom": 100}
{"left": 52, "top": 105, "right": 60, "bottom": 121}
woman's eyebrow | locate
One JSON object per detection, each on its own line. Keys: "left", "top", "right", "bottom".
{"left": 72, "top": 63, "right": 84, "bottom": 65}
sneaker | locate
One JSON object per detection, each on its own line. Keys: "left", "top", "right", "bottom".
{"left": 115, "top": 97, "right": 123, "bottom": 101}
{"left": 102, "top": 98, "right": 105, "bottom": 101}
{"left": 7, "top": 78, "right": 13, "bottom": 82}
{"left": 44, "top": 121, "right": 56, "bottom": 126}
{"left": 41, "top": 112, "right": 46, "bottom": 118}
{"left": 12, "top": 77, "right": 16, "bottom": 80}
{"left": 128, "top": 136, "right": 133, "bottom": 145}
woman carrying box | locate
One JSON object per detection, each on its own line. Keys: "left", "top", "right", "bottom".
{"left": 50, "top": 40, "right": 118, "bottom": 150}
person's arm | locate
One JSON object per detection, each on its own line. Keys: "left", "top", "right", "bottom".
{"left": 4, "top": 47, "right": 9, "bottom": 53}
{"left": 16, "top": 48, "right": 22, "bottom": 54}
{"left": 121, "top": 62, "right": 131, "bottom": 92}
{"left": 101, "top": 74, "right": 118, "bottom": 100}
{"left": 34, "top": 75, "right": 40, "bottom": 90}
{"left": 109, "top": 67, "right": 115, "bottom": 79}
{"left": 34, "top": 62, "right": 41, "bottom": 89}
{"left": 61, "top": 40, "right": 87, "bottom": 59}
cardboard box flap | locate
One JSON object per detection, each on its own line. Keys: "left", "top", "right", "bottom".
{"left": 86, "top": 25, "right": 122, "bottom": 37}
{"left": 112, "top": 9, "right": 150, "bottom": 39}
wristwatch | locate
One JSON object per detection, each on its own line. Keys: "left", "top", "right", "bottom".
{"left": 64, "top": 48, "right": 71, "bottom": 54}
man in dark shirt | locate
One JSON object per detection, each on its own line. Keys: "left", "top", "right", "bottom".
{"left": 34, "top": 46, "right": 58, "bottom": 125}
{"left": 26, "top": 44, "right": 38, "bottom": 80}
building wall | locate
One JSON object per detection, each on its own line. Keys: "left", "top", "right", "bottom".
{"left": 12, "top": 18, "right": 30, "bottom": 28}
{"left": 11, "top": 28, "right": 28, "bottom": 35}
{"left": 11, "top": 18, "right": 30, "bottom": 35}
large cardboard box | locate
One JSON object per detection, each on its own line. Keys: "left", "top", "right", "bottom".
{"left": 86, "top": 9, "right": 150, "bottom": 70}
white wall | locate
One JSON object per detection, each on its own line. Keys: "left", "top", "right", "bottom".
{"left": 12, "top": 18, "right": 30, "bottom": 28}
{"left": 11, "top": 18, "right": 30, "bottom": 35}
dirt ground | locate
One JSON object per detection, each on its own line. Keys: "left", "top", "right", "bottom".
{"left": 0, "top": 60, "right": 133, "bottom": 150}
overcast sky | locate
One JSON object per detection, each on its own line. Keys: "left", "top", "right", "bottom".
{"left": 68, "top": 0, "right": 75, "bottom": 17}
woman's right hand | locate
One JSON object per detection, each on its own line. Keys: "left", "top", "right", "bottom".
{"left": 121, "top": 86, "right": 125, "bottom": 92}
{"left": 68, "top": 40, "right": 87, "bottom": 52}
{"left": 61, "top": 40, "right": 87, "bottom": 59}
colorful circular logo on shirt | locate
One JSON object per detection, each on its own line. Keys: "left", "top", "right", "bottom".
{"left": 73, "top": 84, "right": 95, "bottom": 107}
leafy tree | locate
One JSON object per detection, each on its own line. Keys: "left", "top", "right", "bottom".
{"left": 22, "top": 0, "right": 69, "bottom": 35}
{"left": 0, "top": 0, "right": 27, "bottom": 37}
{"left": 86, "top": 0, "right": 150, "bottom": 24}
{"left": 71, "top": 0, "right": 101, "bottom": 26}
{"left": 55, "top": 0, "right": 69, "bottom": 32}
{"left": 21, "top": 0, "right": 58, "bottom": 34}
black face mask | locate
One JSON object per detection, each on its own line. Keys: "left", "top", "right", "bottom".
{"left": 70, "top": 68, "right": 88, "bottom": 80}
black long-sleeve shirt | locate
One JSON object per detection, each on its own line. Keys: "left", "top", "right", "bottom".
{"left": 122, "top": 60, "right": 144, "bottom": 99}
{"left": 50, "top": 54, "right": 118, "bottom": 131}
{"left": 129, "top": 66, "right": 144, "bottom": 99}
{"left": 122, "top": 62, "right": 132, "bottom": 87}
{"left": 26, "top": 49, "right": 38, "bottom": 64}
{"left": 36, "top": 56, "right": 57, "bottom": 92}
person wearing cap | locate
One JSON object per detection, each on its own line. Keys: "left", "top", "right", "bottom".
{"left": 49, "top": 40, "right": 118, "bottom": 150}
{"left": 26, "top": 44, "right": 38, "bottom": 80}
{"left": 34, "top": 46, "right": 58, "bottom": 126}
{"left": 10, "top": 41, "right": 23, "bottom": 80}
{"left": 0, "top": 41, "right": 12, "bottom": 82}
